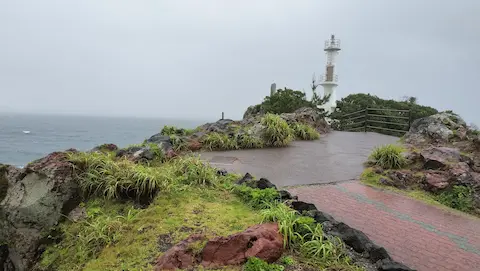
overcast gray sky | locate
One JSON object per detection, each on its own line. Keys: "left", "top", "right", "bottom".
{"left": 1, "top": 1, "right": 479, "bottom": 123}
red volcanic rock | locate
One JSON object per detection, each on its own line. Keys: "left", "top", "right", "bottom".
{"left": 154, "top": 223, "right": 284, "bottom": 270}
{"left": 201, "top": 223, "right": 283, "bottom": 268}
{"left": 154, "top": 234, "right": 207, "bottom": 271}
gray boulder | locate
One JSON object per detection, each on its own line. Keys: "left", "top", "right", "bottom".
{"left": 145, "top": 133, "right": 173, "bottom": 152}
{"left": 0, "top": 152, "right": 80, "bottom": 271}
{"left": 404, "top": 112, "right": 466, "bottom": 145}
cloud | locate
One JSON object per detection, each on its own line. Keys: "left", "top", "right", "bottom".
{"left": 0, "top": 0, "right": 479, "bottom": 124}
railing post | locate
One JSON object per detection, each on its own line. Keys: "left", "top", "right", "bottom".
{"left": 364, "top": 107, "right": 368, "bottom": 132}
{"left": 408, "top": 109, "right": 411, "bottom": 131}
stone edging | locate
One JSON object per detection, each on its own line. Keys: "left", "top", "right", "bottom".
{"left": 234, "top": 172, "right": 415, "bottom": 271}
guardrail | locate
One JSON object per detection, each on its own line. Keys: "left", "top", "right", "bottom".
{"left": 336, "top": 107, "right": 411, "bottom": 135}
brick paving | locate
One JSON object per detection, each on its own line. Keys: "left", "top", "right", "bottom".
{"left": 288, "top": 182, "right": 480, "bottom": 271}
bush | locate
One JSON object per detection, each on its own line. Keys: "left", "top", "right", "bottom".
{"left": 368, "top": 144, "right": 406, "bottom": 169}
{"left": 201, "top": 132, "right": 238, "bottom": 150}
{"left": 436, "top": 185, "right": 475, "bottom": 212}
{"left": 160, "top": 125, "right": 196, "bottom": 136}
{"left": 291, "top": 123, "right": 320, "bottom": 140}
{"left": 243, "top": 257, "right": 284, "bottom": 271}
{"left": 232, "top": 185, "right": 280, "bottom": 209}
{"left": 260, "top": 114, "right": 293, "bottom": 147}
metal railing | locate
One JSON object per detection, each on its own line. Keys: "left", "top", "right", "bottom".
{"left": 336, "top": 107, "right": 411, "bottom": 135}
{"left": 319, "top": 74, "right": 339, "bottom": 82}
{"left": 324, "top": 39, "right": 341, "bottom": 50}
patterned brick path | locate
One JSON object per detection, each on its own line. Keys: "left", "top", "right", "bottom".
{"left": 288, "top": 182, "right": 480, "bottom": 271}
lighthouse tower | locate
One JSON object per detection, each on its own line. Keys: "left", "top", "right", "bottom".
{"left": 318, "top": 34, "right": 341, "bottom": 114}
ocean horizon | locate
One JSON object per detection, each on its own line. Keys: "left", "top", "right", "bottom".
{"left": 0, "top": 112, "right": 209, "bottom": 167}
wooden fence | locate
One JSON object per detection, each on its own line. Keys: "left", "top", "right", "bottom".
{"left": 336, "top": 108, "right": 411, "bottom": 135}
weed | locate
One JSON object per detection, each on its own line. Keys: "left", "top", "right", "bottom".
{"left": 260, "top": 114, "right": 293, "bottom": 147}
{"left": 243, "top": 257, "right": 284, "bottom": 271}
{"left": 436, "top": 185, "right": 475, "bottom": 212}
{"left": 369, "top": 144, "right": 406, "bottom": 169}
{"left": 201, "top": 132, "right": 238, "bottom": 150}
{"left": 291, "top": 123, "right": 320, "bottom": 140}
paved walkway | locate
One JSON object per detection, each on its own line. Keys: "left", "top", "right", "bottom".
{"left": 200, "top": 131, "right": 398, "bottom": 186}
{"left": 288, "top": 182, "right": 480, "bottom": 271}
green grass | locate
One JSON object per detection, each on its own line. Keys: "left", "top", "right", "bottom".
{"left": 38, "top": 188, "right": 263, "bottom": 271}
{"left": 436, "top": 185, "right": 475, "bottom": 212}
{"left": 368, "top": 144, "right": 407, "bottom": 169}
{"left": 160, "top": 125, "right": 196, "bottom": 136}
{"left": 260, "top": 114, "right": 293, "bottom": 147}
{"left": 68, "top": 152, "right": 222, "bottom": 201}
{"left": 243, "top": 257, "right": 284, "bottom": 271}
{"left": 237, "top": 134, "right": 264, "bottom": 149}
{"left": 201, "top": 132, "right": 238, "bottom": 151}
{"left": 291, "top": 123, "right": 320, "bottom": 140}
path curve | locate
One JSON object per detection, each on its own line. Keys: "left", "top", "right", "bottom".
{"left": 288, "top": 182, "right": 480, "bottom": 271}
{"left": 200, "top": 131, "right": 398, "bottom": 186}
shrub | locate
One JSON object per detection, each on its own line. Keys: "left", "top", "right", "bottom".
{"left": 201, "top": 132, "right": 237, "bottom": 151}
{"left": 260, "top": 114, "right": 293, "bottom": 147}
{"left": 237, "top": 134, "right": 264, "bottom": 149}
{"left": 243, "top": 257, "right": 284, "bottom": 271}
{"left": 291, "top": 123, "right": 320, "bottom": 140}
{"left": 368, "top": 144, "right": 406, "bottom": 169}
{"left": 232, "top": 185, "right": 280, "bottom": 209}
{"left": 436, "top": 185, "right": 475, "bottom": 212}
{"left": 160, "top": 125, "right": 178, "bottom": 136}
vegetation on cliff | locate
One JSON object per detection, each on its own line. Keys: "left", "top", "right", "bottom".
{"left": 36, "top": 149, "right": 367, "bottom": 271}
{"left": 243, "top": 78, "right": 331, "bottom": 119}
{"left": 361, "top": 112, "right": 480, "bottom": 217}
{"left": 330, "top": 93, "right": 440, "bottom": 135}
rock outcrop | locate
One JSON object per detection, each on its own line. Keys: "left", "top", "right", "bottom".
{"left": 154, "top": 223, "right": 283, "bottom": 270}
{"left": 378, "top": 112, "right": 480, "bottom": 215}
{"left": 0, "top": 152, "right": 80, "bottom": 271}
{"left": 404, "top": 112, "right": 467, "bottom": 145}
{"left": 201, "top": 223, "right": 283, "bottom": 268}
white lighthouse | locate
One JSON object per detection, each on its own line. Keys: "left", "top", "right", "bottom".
{"left": 318, "top": 34, "right": 341, "bottom": 114}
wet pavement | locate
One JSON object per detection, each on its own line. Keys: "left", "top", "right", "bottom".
{"left": 199, "top": 131, "right": 399, "bottom": 186}
{"left": 288, "top": 182, "right": 480, "bottom": 271}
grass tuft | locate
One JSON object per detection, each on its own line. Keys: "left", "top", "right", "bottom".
{"left": 260, "top": 114, "right": 293, "bottom": 147}
{"left": 201, "top": 132, "right": 238, "bottom": 151}
{"left": 368, "top": 144, "right": 406, "bottom": 169}
{"left": 291, "top": 123, "right": 320, "bottom": 140}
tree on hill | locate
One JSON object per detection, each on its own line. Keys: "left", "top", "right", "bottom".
{"left": 243, "top": 75, "right": 331, "bottom": 118}
{"left": 330, "top": 93, "right": 439, "bottom": 135}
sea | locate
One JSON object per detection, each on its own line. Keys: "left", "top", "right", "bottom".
{"left": 0, "top": 113, "right": 207, "bottom": 167}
